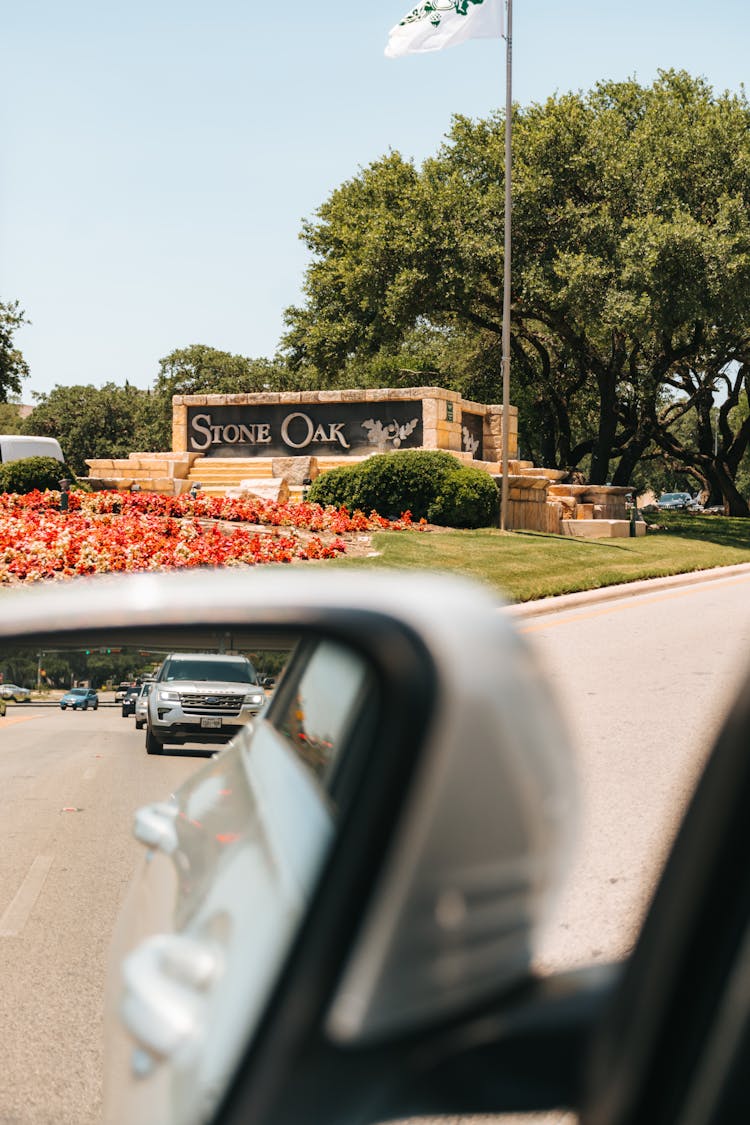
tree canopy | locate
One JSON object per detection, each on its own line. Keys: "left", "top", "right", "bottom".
{"left": 282, "top": 70, "right": 750, "bottom": 511}
{"left": 21, "top": 347, "right": 297, "bottom": 475}
{"left": 154, "top": 344, "right": 289, "bottom": 399}
{"left": 0, "top": 401, "right": 26, "bottom": 434}
{"left": 0, "top": 301, "right": 29, "bottom": 402}
{"left": 23, "top": 383, "right": 165, "bottom": 475}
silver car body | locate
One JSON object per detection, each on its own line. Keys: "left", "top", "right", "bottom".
{"left": 102, "top": 571, "right": 574, "bottom": 1123}
{"left": 0, "top": 683, "right": 31, "bottom": 702}
{"left": 146, "top": 653, "right": 266, "bottom": 748}
{"left": 106, "top": 707, "right": 337, "bottom": 1125}
{"left": 134, "top": 682, "right": 151, "bottom": 730}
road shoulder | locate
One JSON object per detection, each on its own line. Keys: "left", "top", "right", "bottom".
{"left": 505, "top": 561, "right": 750, "bottom": 618}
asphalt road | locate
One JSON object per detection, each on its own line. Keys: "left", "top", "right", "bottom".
{"left": 396, "top": 566, "right": 750, "bottom": 1125}
{"left": 0, "top": 707, "right": 199, "bottom": 1125}
{"left": 2, "top": 567, "right": 750, "bottom": 1125}
{"left": 518, "top": 566, "right": 750, "bottom": 975}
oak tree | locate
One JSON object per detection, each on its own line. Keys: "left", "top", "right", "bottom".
{"left": 283, "top": 72, "right": 750, "bottom": 509}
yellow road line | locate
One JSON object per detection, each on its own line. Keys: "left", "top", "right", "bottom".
{"left": 0, "top": 714, "right": 44, "bottom": 726}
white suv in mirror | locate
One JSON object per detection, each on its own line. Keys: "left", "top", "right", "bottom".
{"left": 145, "top": 652, "right": 266, "bottom": 755}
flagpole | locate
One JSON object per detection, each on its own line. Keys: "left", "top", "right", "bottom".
{"left": 500, "top": 0, "right": 512, "bottom": 532}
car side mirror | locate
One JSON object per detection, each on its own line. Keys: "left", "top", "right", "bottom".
{"left": 0, "top": 569, "right": 576, "bottom": 1125}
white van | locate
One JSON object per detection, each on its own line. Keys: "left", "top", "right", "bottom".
{"left": 0, "top": 435, "right": 64, "bottom": 464}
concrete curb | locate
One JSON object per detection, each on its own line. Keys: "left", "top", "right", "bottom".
{"left": 505, "top": 562, "right": 750, "bottom": 619}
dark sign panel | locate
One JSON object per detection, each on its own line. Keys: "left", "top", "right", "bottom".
{"left": 187, "top": 402, "right": 424, "bottom": 458}
{"left": 461, "top": 412, "right": 484, "bottom": 460}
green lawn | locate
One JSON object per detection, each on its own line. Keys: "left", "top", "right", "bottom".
{"left": 327, "top": 512, "right": 750, "bottom": 603}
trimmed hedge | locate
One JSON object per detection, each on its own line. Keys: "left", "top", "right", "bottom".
{"left": 0, "top": 456, "right": 77, "bottom": 494}
{"left": 426, "top": 465, "right": 500, "bottom": 528}
{"left": 307, "top": 450, "right": 499, "bottom": 529}
{"left": 307, "top": 464, "right": 362, "bottom": 511}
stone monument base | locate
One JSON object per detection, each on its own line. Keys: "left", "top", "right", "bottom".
{"left": 83, "top": 387, "right": 642, "bottom": 537}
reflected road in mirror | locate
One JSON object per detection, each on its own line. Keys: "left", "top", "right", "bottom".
{"left": 0, "top": 630, "right": 376, "bottom": 1125}
{"left": 0, "top": 700, "right": 199, "bottom": 1124}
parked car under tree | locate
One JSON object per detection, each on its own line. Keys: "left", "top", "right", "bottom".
{"left": 657, "top": 491, "right": 694, "bottom": 510}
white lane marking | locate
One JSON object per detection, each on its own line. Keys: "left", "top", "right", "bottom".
{"left": 0, "top": 855, "right": 54, "bottom": 937}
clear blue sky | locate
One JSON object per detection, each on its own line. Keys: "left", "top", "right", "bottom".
{"left": 2, "top": 1, "right": 748, "bottom": 399}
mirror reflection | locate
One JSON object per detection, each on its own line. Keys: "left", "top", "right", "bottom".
{"left": 0, "top": 629, "right": 377, "bottom": 1125}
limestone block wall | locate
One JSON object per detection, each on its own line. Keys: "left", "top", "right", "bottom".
{"left": 505, "top": 477, "right": 564, "bottom": 535}
{"left": 480, "top": 404, "right": 519, "bottom": 464}
{"left": 85, "top": 452, "right": 198, "bottom": 494}
{"left": 502, "top": 480, "right": 633, "bottom": 534}
{"left": 548, "top": 483, "right": 631, "bottom": 521}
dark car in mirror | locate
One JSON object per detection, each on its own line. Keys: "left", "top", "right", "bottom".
{"left": 121, "top": 685, "right": 140, "bottom": 717}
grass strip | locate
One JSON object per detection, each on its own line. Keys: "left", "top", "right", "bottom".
{"left": 324, "top": 512, "right": 750, "bottom": 603}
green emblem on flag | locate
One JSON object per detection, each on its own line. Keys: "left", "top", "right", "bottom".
{"left": 400, "top": 0, "right": 486, "bottom": 30}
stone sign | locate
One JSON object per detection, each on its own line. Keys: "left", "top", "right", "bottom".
{"left": 172, "top": 388, "right": 519, "bottom": 465}
{"left": 186, "top": 402, "right": 424, "bottom": 458}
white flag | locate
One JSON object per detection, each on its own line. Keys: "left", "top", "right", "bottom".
{"left": 385, "top": 0, "right": 504, "bottom": 59}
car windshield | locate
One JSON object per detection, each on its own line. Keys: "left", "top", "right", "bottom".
{"left": 162, "top": 658, "right": 256, "bottom": 684}
{"left": 69, "top": 689, "right": 87, "bottom": 696}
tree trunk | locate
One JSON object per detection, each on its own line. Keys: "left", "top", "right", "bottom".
{"left": 703, "top": 461, "right": 750, "bottom": 516}
{"left": 590, "top": 390, "right": 618, "bottom": 483}
{"left": 718, "top": 472, "right": 750, "bottom": 517}
{"left": 588, "top": 344, "right": 627, "bottom": 484}
{"left": 611, "top": 435, "right": 650, "bottom": 486}
{"left": 538, "top": 413, "right": 559, "bottom": 469}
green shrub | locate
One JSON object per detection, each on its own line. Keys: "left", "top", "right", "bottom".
{"left": 427, "top": 465, "right": 500, "bottom": 528}
{"left": 0, "top": 456, "right": 77, "bottom": 494}
{"left": 307, "top": 450, "right": 499, "bottom": 528}
{"left": 306, "top": 464, "right": 361, "bottom": 510}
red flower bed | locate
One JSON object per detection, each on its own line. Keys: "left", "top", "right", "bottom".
{"left": 0, "top": 490, "right": 418, "bottom": 583}
{"left": 0, "top": 489, "right": 416, "bottom": 529}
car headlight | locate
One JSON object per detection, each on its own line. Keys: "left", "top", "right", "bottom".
{"left": 157, "top": 689, "right": 180, "bottom": 702}
{"left": 244, "top": 693, "right": 264, "bottom": 706}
